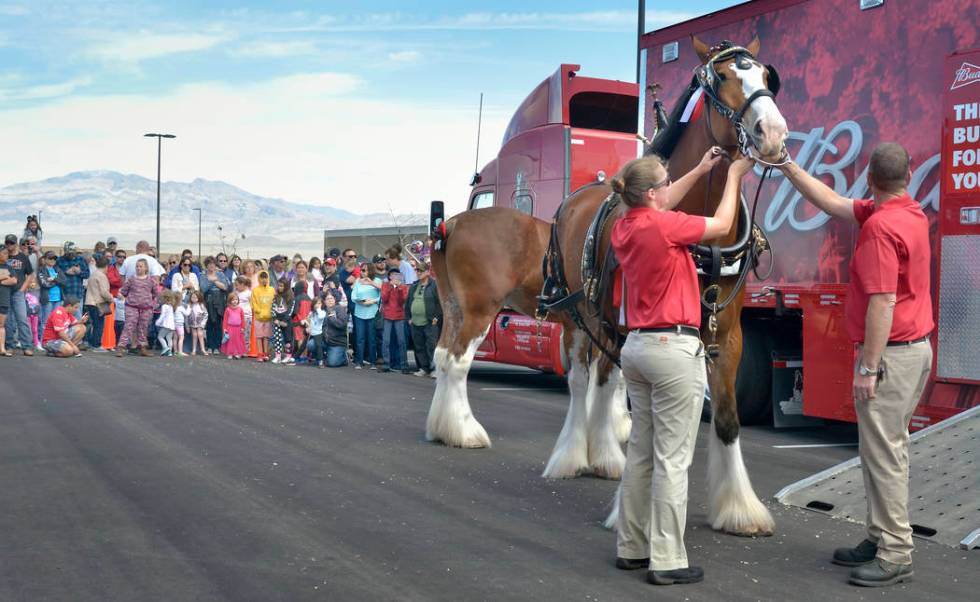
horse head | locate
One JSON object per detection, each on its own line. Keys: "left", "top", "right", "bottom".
{"left": 692, "top": 36, "right": 788, "bottom": 162}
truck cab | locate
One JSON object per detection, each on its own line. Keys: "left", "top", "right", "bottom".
{"left": 467, "top": 65, "right": 640, "bottom": 373}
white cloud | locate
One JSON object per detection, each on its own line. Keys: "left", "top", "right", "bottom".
{"left": 85, "top": 31, "right": 231, "bottom": 64}
{"left": 387, "top": 50, "right": 421, "bottom": 64}
{"left": 230, "top": 39, "right": 318, "bottom": 58}
{"left": 0, "top": 71, "right": 508, "bottom": 218}
{"left": 0, "top": 76, "right": 92, "bottom": 101}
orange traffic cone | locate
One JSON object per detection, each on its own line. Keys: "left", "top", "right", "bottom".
{"left": 102, "top": 303, "right": 117, "bottom": 349}
{"left": 247, "top": 320, "right": 257, "bottom": 357}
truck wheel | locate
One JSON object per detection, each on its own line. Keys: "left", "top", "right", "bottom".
{"left": 735, "top": 322, "right": 774, "bottom": 425}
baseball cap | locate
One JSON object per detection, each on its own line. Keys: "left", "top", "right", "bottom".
{"left": 20, "top": 236, "right": 35, "bottom": 245}
{"left": 328, "top": 247, "right": 341, "bottom": 259}
{"left": 106, "top": 236, "right": 118, "bottom": 245}
{"left": 387, "top": 267, "right": 401, "bottom": 277}
{"left": 324, "top": 257, "right": 336, "bottom": 266}
{"left": 43, "top": 250, "right": 57, "bottom": 259}
{"left": 270, "top": 254, "right": 285, "bottom": 263}
{"left": 4, "top": 234, "right": 16, "bottom": 245}
{"left": 372, "top": 254, "right": 385, "bottom": 263}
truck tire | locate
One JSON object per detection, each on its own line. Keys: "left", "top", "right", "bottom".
{"left": 735, "top": 322, "right": 774, "bottom": 425}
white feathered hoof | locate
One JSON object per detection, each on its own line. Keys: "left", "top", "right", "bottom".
{"left": 707, "top": 432, "right": 775, "bottom": 537}
{"left": 424, "top": 345, "right": 491, "bottom": 449}
{"left": 425, "top": 418, "right": 491, "bottom": 449}
{"left": 587, "top": 432, "right": 625, "bottom": 480}
{"left": 542, "top": 433, "right": 589, "bottom": 478}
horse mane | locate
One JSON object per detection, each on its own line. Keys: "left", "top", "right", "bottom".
{"left": 647, "top": 75, "right": 699, "bottom": 160}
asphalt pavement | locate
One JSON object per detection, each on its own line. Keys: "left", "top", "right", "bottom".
{"left": 0, "top": 353, "right": 975, "bottom": 601}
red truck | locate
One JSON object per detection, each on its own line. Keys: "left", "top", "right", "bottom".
{"left": 467, "top": 0, "right": 980, "bottom": 428}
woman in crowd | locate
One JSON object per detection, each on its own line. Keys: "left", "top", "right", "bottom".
{"left": 117, "top": 258, "right": 158, "bottom": 357}
{"left": 23, "top": 215, "right": 42, "bottom": 247}
{"left": 36, "top": 250, "right": 66, "bottom": 339}
{"left": 291, "top": 281, "right": 312, "bottom": 362}
{"left": 251, "top": 270, "right": 275, "bottom": 362}
{"left": 202, "top": 256, "right": 231, "bottom": 353}
{"left": 270, "top": 278, "right": 295, "bottom": 364}
{"left": 380, "top": 268, "right": 409, "bottom": 373}
{"left": 243, "top": 259, "right": 260, "bottom": 290}
{"left": 221, "top": 292, "right": 247, "bottom": 359}
{"left": 350, "top": 263, "right": 382, "bottom": 369}
{"left": 305, "top": 296, "right": 327, "bottom": 367}
{"left": 229, "top": 255, "right": 243, "bottom": 280}
{"left": 186, "top": 290, "right": 208, "bottom": 355}
{"left": 82, "top": 255, "right": 113, "bottom": 350}
{"left": 162, "top": 254, "right": 180, "bottom": 288}
{"left": 291, "top": 259, "right": 316, "bottom": 299}
{"left": 172, "top": 257, "right": 200, "bottom": 301}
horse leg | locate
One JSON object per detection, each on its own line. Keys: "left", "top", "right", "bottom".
{"left": 426, "top": 302, "right": 492, "bottom": 449}
{"left": 542, "top": 329, "right": 592, "bottom": 478}
{"left": 586, "top": 357, "right": 629, "bottom": 479}
{"left": 706, "top": 321, "right": 775, "bottom": 536}
{"left": 611, "top": 371, "right": 631, "bottom": 444}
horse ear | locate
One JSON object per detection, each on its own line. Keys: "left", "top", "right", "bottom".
{"left": 746, "top": 36, "right": 761, "bottom": 58}
{"left": 692, "top": 36, "right": 711, "bottom": 63}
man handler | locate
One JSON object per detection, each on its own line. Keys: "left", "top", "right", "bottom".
{"left": 778, "top": 142, "right": 933, "bottom": 587}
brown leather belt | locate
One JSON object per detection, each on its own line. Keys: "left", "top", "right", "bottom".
{"left": 886, "top": 335, "right": 929, "bottom": 347}
{"left": 631, "top": 325, "right": 701, "bottom": 338}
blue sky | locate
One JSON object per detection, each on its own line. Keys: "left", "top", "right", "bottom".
{"left": 0, "top": 0, "right": 742, "bottom": 214}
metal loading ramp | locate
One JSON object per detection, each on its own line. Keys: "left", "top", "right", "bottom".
{"left": 775, "top": 405, "right": 979, "bottom": 550}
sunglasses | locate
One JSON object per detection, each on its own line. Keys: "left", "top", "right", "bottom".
{"left": 181, "top": 263, "right": 191, "bottom": 267}
{"left": 344, "top": 254, "right": 357, "bottom": 259}
{"left": 218, "top": 259, "right": 228, "bottom": 263}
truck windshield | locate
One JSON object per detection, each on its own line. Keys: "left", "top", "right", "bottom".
{"left": 568, "top": 92, "right": 638, "bottom": 133}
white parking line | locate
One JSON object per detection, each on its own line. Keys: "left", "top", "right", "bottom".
{"left": 772, "top": 443, "right": 857, "bottom": 449}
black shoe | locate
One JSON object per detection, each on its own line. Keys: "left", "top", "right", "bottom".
{"left": 615, "top": 557, "right": 649, "bottom": 571}
{"left": 401, "top": 368, "right": 412, "bottom": 375}
{"left": 849, "top": 559, "right": 913, "bottom": 587}
{"left": 381, "top": 367, "right": 391, "bottom": 373}
{"left": 832, "top": 539, "right": 878, "bottom": 567}
{"left": 647, "top": 567, "right": 704, "bottom": 585}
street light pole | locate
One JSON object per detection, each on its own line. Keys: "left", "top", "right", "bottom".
{"left": 144, "top": 133, "right": 176, "bottom": 254}
{"left": 192, "top": 207, "right": 202, "bottom": 260}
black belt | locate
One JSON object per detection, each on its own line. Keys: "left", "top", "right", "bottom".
{"left": 631, "top": 325, "right": 701, "bottom": 338}
{"left": 886, "top": 335, "right": 929, "bottom": 347}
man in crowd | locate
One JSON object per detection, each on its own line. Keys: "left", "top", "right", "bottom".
{"left": 119, "top": 240, "right": 166, "bottom": 279}
{"left": 217, "top": 252, "right": 236, "bottom": 282}
{"left": 3, "top": 233, "right": 35, "bottom": 355}
{"left": 106, "top": 237, "right": 119, "bottom": 264}
{"left": 386, "top": 245, "right": 417, "bottom": 285}
{"left": 41, "top": 295, "right": 87, "bottom": 357}
{"left": 268, "top": 254, "right": 289, "bottom": 286}
{"left": 778, "top": 142, "right": 932, "bottom": 587}
{"left": 56, "top": 242, "right": 89, "bottom": 320}
{"left": 405, "top": 261, "right": 441, "bottom": 377}
{"left": 338, "top": 249, "right": 359, "bottom": 303}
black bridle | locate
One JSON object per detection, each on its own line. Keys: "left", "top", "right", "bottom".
{"left": 694, "top": 42, "right": 781, "bottom": 157}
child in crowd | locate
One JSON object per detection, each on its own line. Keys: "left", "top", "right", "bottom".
{"left": 291, "top": 281, "right": 312, "bottom": 363}
{"left": 221, "top": 292, "right": 246, "bottom": 359}
{"left": 155, "top": 290, "right": 177, "bottom": 356}
{"left": 174, "top": 295, "right": 188, "bottom": 356}
{"left": 234, "top": 276, "right": 252, "bottom": 355}
{"left": 251, "top": 271, "right": 275, "bottom": 362}
{"left": 113, "top": 296, "right": 126, "bottom": 342}
{"left": 306, "top": 296, "right": 326, "bottom": 367}
{"left": 187, "top": 290, "right": 208, "bottom": 356}
{"left": 270, "top": 278, "right": 295, "bottom": 364}
{"left": 380, "top": 267, "right": 409, "bottom": 373}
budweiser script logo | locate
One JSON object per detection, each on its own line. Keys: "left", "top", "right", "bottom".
{"left": 761, "top": 120, "right": 939, "bottom": 232}
{"left": 951, "top": 62, "right": 980, "bottom": 91}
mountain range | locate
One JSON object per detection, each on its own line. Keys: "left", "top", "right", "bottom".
{"left": 0, "top": 171, "right": 426, "bottom": 259}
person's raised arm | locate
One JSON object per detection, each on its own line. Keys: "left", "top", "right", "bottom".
{"left": 702, "top": 158, "right": 754, "bottom": 241}
{"left": 779, "top": 161, "right": 857, "bottom": 224}
{"left": 665, "top": 147, "right": 724, "bottom": 210}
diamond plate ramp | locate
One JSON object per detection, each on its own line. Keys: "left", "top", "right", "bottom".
{"left": 775, "top": 404, "right": 979, "bottom": 550}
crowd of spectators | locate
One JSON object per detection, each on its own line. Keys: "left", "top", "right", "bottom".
{"left": 0, "top": 216, "right": 441, "bottom": 377}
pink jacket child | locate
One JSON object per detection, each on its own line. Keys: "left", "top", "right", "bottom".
{"left": 221, "top": 304, "right": 247, "bottom": 358}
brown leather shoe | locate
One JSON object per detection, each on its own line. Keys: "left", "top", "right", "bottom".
{"left": 139, "top": 346, "right": 152, "bottom": 357}
{"left": 115, "top": 346, "right": 125, "bottom": 357}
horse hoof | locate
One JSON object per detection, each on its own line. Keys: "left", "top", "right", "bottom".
{"left": 590, "top": 463, "right": 623, "bottom": 480}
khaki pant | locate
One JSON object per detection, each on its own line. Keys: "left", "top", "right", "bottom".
{"left": 617, "top": 332, "right": 705, "bottom": 571}
{"left": 856, "top": 340, "right": 932, "bottom": 565}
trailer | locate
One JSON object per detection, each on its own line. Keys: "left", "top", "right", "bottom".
{"left": 640, "top": 0, "right": 980, "bottom": 425}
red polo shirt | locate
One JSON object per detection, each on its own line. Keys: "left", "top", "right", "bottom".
{"left": 42, "top": 305, "right": 76, "bottom": 345}
{"left": 611, "top": 207, "right": 706, "bottom": 329}
{"left": 846, "top": 194, "right": 933, "bottom": 343}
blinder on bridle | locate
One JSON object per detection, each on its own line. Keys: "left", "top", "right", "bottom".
{"left": 694, "top": 41, "right": 781, "bottom": 155}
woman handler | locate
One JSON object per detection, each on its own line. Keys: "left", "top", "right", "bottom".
{"left": 611, "top": 149, "right": 754, "bottom": 586}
